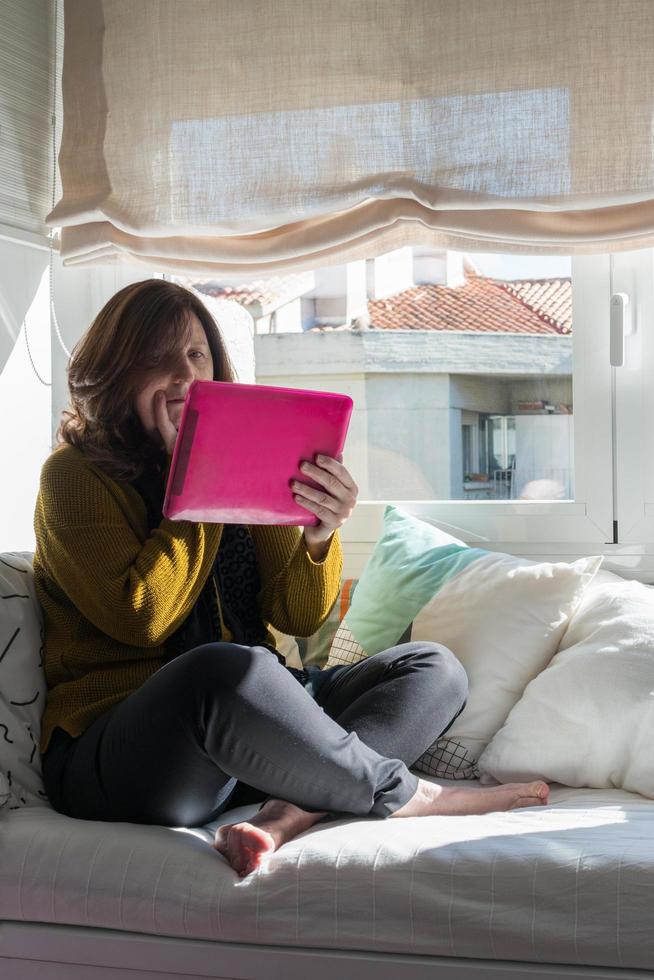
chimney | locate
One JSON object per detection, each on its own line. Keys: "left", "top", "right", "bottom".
{"left": 366, "top": 247, "right": 414, "bottom": 300}
{"left": 412, "top": 247, "right": 466, "bottom": 287}
{"left": 304, "top": 260, "right": 368, "bottom": 327}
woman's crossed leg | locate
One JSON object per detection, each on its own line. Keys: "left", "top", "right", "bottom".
{"left": 210, "top": 641, "right": 548, "bottom": 875}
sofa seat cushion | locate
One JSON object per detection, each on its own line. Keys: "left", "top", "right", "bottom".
{"left": 2, "top": 782, "right": 654, "bottom": 971}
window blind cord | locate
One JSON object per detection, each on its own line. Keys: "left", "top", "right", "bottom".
{"left": 24, "top": 0, "right": 70, "bottom": 389}
{"left": 49, "top": 0, "right": 71, "bottom": 367}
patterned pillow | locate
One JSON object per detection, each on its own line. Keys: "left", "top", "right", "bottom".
{"left": 297, "top": 578, "right": 358, "bottom": 667}
{"left": 327, "top": 506, "right": 602, "bottom": 780}
{"left": 274, "top": 579, "right": 359, "bottom": 669}
{"left": 327, "top": 620, "right": 477, "bottom": 779}
{"left": 0, "top": 552, "right": 50, "bottom": 809}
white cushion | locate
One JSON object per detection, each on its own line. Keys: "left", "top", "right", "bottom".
{"left": 0, "top": 551, "right": 50, "bottom": 809}
{"left": 478, "top": 568, "right": 654, "bottom": 796}
{"left": 327, "top": 506, "right": 603, "bottom": 778}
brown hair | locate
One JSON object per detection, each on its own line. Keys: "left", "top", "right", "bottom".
{"left": 56, "top": 279, "right": 236, "bottom": 483}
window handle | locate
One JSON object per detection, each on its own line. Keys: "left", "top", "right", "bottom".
{"left": 610, "top": 292, "right": 631, "bottom": 367}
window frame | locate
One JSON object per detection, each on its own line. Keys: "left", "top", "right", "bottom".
{"left": 166, "top": 255, "right": 653, "bottom": 581}
{"left": 338, "top": 253, "right": 612, "bottom": 546}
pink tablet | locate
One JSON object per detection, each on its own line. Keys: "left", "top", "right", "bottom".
{"left": 162, "top": 379, "right": 354, "bottom": 524}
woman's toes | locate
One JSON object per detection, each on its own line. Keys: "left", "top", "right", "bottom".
{"left": 511, "top": 796, "right": 544, "bottom": 810}
{"left": 241, "top": 850, "right": 262, "bottom": 877}
{"left": 509, "top": 781, "right": 550, "bottom": 809}
{"left": 213, "top": 821, "right": 280, "bottom": 877}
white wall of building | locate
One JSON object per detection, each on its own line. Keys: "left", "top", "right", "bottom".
{"left": 271, "top": 297, "right": 303, "bottom": 334}
{"left": 514, "top": 415, "right": 574, "bottom": 499}
{"left": 254, "top": 331, "right": 574, "bottom": 503}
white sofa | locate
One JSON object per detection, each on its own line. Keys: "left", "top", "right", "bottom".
{"left": 2, "top": 550, "right": 654, "bottom": 980}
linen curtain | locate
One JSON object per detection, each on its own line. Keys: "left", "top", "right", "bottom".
{"left": 0, "top": 0, "right": 56, "bottom": 377}
{"left": 48, "top": 0, "right": 654, "bottom": 276}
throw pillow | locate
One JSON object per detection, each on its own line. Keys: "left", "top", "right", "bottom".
{"left": 273, "top": 579, "right": 359, "bottom": 669}
{"left": 478, "top": 569, "right": 654, "bottom": 796}
{"left": 0, "top": 551, "right": 50, "bottom": 809}
{"left": 327, "top": 505, "right": 603, "bottom": 779}
{"left": 297, "top": 578, "right": 359, "bottom": 667}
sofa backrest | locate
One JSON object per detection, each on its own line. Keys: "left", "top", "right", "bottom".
{"left": 0, "top": 549, "right": 357, "bottom": 812}
{"left": 0, "top": 551, "right": 50, "bottom": 810}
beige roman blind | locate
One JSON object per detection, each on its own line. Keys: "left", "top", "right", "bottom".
{"left": 1, "top": 0, "right": 54, "bottom": 240}
{"left": 48, "top": 0, "right": 654, "bottom": 276}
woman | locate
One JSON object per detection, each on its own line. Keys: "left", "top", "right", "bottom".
{"left": 36, "top": 279, "right": 548, "bottom": 879}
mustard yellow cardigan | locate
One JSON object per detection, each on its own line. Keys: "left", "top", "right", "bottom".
{"left": 34, "top": 443, "right": 342, "bottom": 754}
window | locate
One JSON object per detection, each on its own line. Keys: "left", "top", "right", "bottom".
{"left": 174, "top": 245, "right": 654, "bottom": 577}
{"left": 182, "top": 247, "right": 580, "bottom": 514}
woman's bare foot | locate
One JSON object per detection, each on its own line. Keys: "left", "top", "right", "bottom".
{"left": 213, "top": 798, "right": 326, "bottom": 877}
{"left": 212, "top": 779, "right": 549, "bottom": 877}
{"left": 390, "top": 777, "right": 550, "bottom": 818}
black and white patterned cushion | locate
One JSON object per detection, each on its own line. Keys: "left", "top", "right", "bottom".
{"left": 0, "top": 552, "right": 50, "bottom": 810}
{"left": 327, "top": 619, "right": 479, "bottom": 779}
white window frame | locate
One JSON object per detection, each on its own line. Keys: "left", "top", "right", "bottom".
{"left": 340, "top": 252, "right": 654, "bottom": 578}
{"left": 610, "top": 248, "right": 654, "bottom": 577}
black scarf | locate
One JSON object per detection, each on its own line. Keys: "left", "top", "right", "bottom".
{"left": 129, "top": 458, "right": 276, "bottom": 663}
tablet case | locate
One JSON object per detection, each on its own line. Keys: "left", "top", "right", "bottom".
{"left": 162, "top": 379, "right": 354, "bottom": 524}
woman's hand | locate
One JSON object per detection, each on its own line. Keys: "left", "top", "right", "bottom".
{"left": 293, "top": 453, "right": 358, "bottom": 561}
{"left": 153, "top": 389, "right": 179, "bottom": 456}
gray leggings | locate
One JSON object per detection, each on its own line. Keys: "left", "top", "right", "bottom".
{"left": 41, "top": 640, "right": 468, "bottom": 827}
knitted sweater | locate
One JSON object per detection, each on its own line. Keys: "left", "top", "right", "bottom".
{"left": 34, "top": 443, "right": 343, "bottom": 754}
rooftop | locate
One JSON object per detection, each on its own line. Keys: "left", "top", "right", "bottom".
{"left": 189, "top": 272, "right": 314, "bottom": 316}
{"left": 186, "top": 267, "right": 572, "bottom": 336}
{"left": 322, "top": 273, "right": 572, "bottom": 335}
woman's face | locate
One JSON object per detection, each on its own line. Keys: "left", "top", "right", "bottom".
{"left": 134, "top": 312, "right": 215, "bottom": 445}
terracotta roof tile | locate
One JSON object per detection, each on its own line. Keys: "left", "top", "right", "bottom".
{"left": 186, "top": 267, "right": 572, "bottom": 335}
{"left": 366, "top": 274, "right": 571, "bottom": 334}
{"left": 189, "top": 272, "right": 314, "bottom": 313}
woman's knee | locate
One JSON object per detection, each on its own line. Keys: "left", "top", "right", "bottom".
{"left": 391, "top": 641, "right": 468, "bottom": 704}
{"left": 169, "top": 641, "right": 279, "bottom": 692}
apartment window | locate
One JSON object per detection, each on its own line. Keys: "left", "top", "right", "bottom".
{"left": 173, "top": 245, "right": 654, "bottom": 561}
{"left": 185, "top": 248, "right": 574, "bottom": 503}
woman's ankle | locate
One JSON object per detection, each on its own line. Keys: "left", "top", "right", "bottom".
{"left": 389, "top": 778, "right": 441, "bottom": 818}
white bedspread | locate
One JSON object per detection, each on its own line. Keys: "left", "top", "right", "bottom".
{"left": 2, "top": 780, "right": 653, "bottom": 972}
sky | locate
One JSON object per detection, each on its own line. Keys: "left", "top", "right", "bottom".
{"left": 464, "top": 252, "right": 571, "bottom": 280}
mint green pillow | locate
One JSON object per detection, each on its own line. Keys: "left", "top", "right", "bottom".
{"left": 345, "top": 505, "right": 480, "bottom": 655}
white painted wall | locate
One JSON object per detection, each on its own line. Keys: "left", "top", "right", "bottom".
{"left": 255, "top": 330, "right": 573, "bottom": 377}
{"left": 0, "top": 240, "right": 50, "bottom": 552}
{"left": 0, "top": 257, "right": 256, "bottom": 553}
